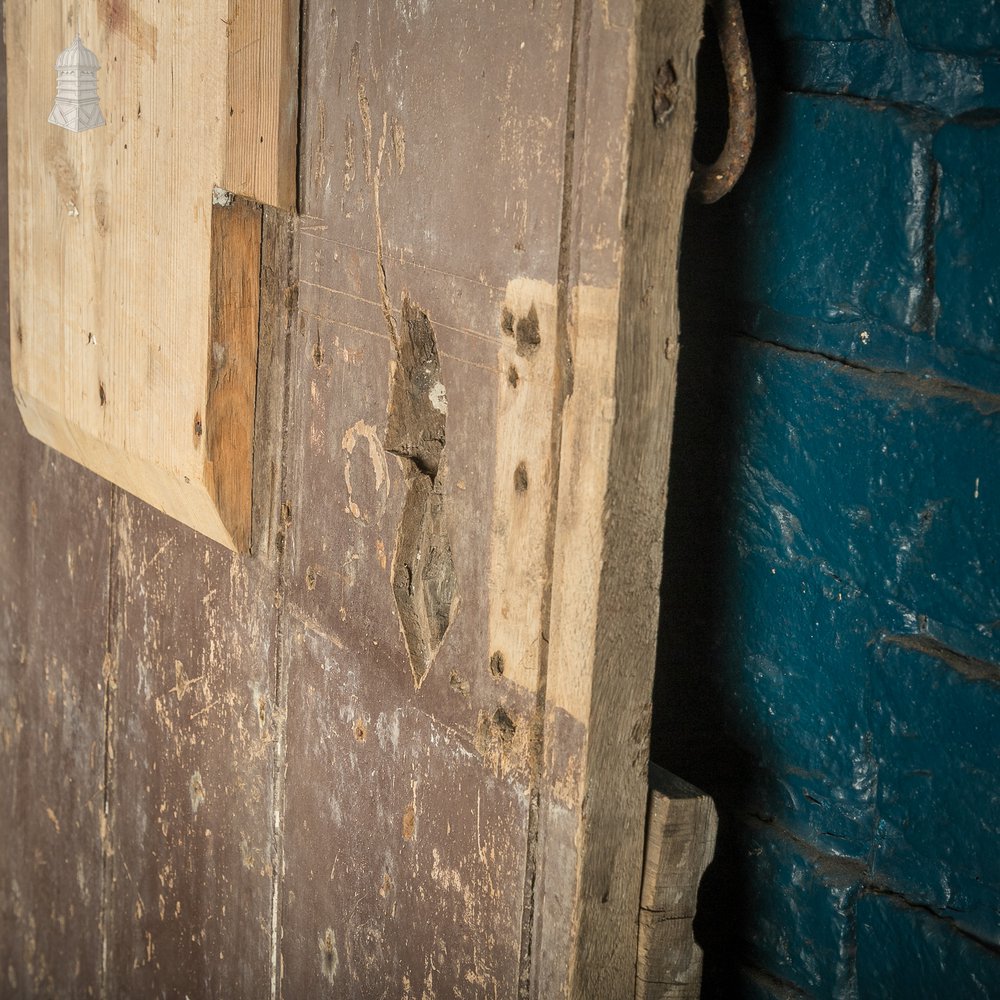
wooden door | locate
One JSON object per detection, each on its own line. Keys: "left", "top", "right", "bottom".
{"left": 0, "top": 2, "right": 702, "bottom": 997}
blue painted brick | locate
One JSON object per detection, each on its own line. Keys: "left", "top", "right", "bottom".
{"left": 783, "top": 40, "right": 995, "bottom": 118}
{"left": 714, "top": 557, "right": 877, "bottom": 856}
{"left": 699, "top": 347, "right": 880, "bottom": 852}
{"left": 934, "top": 121, "right": 1000, "bottom": 384}
{"left": 870, "top": 641, "right": 1000, "bottom": 941}
{"left": 856, "top": 892, "right": 1000, "bottom": 998}
{"left": 730, "top": 94, "right": 933, "bottom": 335}
{"left": 895, "top": 0, "right": 1000, "bottom": 58}
{"left": 766, "top": 0, "right": 885, "bottom": 42}
{"left": 723, "top": 965, "right": 814, "bottom": 1000}
{"left": 675, "top": 339, "right": 1000, "bottom": 855}
{"left": 730, "top": 338, "right": 1000, "bottom": 666}
{"left": 736, "top": 822, "right": 862, "bottom": 996}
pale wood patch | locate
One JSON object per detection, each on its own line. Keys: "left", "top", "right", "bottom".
{"left": 6, "top": 1, "right": 297, "bottom": 550}
{"left": 224, "top": 0, "right": 301, "bottom": 210}
{"left": 488, "top": 277, "right": 560, "bottom": 696}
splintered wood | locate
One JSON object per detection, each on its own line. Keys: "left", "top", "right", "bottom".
{"left": 5, "top": 1, "right": 298, "bottom": 550}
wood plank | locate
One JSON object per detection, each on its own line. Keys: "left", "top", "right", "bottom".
{"left": 278, "top": 3, "right": 574, "bottom": 995}
{"left": 205, "top": 197, "right": 262, "bottom": 554}
{"left": 532, "top": 1, "right": 704, "bottom": 996}
{"left": 636, "top": 765, "right": 719, "bottom": 1000}
{"left": 5, "top": 1, "right": 295, "bottom": 551}
{"left": 224, "top": 0, "right": 301, "bottom": 210}
{"left": 2, "top": 2, "right": 702, "bottom": 994}
{"left": 100, "top": 205, "right": 297, "bottom": 995}
{"left": 0, "top": 17, "right": 114, "bottom": 992}
{"left": 101, "top": 494, "right": 281, "bottom": 997}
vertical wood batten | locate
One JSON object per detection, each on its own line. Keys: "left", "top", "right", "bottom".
{"left": 277, "top": 3, "right": 574, "bottom": 995}
{"left": 533, "top": 0, "right": 704, "bottom": 995}
{"left": 224, "top": 0, "right": 301, "bottom": 210}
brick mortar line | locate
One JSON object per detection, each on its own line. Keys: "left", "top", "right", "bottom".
{"left": 728, "top": 811, "right": 1000, "bottom": 954}
{"left": 732, "top": 329, "right": 1000, "bottom": 413}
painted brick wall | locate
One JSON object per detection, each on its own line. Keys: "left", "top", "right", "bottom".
{"left": 652, "top": 3, "right": 1000, "bottom": 997}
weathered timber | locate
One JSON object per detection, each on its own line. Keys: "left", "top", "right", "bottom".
{"left": 636, "top": 764, "right": 719, "bottom": 1000}
{"left": 100, "top": 493, "right": 281, "bottom": 997}
{"left": 532, "top": 1, "right": 704, "bottom": 996}
{"left": 0, "top": 2, "right": 703, "bottom": 997}
{"left": 276, "top": 4, "right": 574, "bottom": 994}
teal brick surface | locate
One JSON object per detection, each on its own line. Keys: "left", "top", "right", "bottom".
{"left": 724, "top": 343, "right": 1000, "bottom": 666}
{"left": 934, "top": 121, "right": 1000, "bottom": 384}
{"left": 728, "top": 967, "right": 812, "bottom": 1000}
{"left": 870, "top": 641, "right": 1000, "bottom": 941}
{"left": 696, "top": 819, "right": 861, "bottom": 998}
{"left": 895, "top": 0, "right": 1000, "bottom": 57}
{"left": 784, "top": 40, "right": 1000, "bottom": 117}
{"left": 735, "top": 823, "right": 861, "bottom": 996}
{"left": 654, "top": 4, "right": 1000, "bottom": 996}
{"left": 728, "top": 95, "right": 934, "bottom": 334}
{"left": 765, "top": 0, "right": 885, "bottom": 41}
{"left": 856, "top": 893, "right": 1000, "bottom": 998}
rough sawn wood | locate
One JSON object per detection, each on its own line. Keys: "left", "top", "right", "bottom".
{"left": 0, "top": 1, "right": 703, "bottom": 997}
{"left": 636, "top": 764, "right": 719, "bottom": 1000}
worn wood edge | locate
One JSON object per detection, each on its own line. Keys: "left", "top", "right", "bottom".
{"left": 224, "top": 0, "right": 301, "bottom": 209}
{"left": 205, "top": 197, "right": 263, "bottom": 553}
{"left": 648, "top": 762, "right": 711, "bottom": 804}
{"left": 10, "top": 199, "right": 265, "bottom": 555}
{"left": 11, "top": 389, "right": 238, "bottom": 550}
{"left": 537, "top": 0, "right": 704, "bottom": 996}
{"left": 251, "top": 206, "right": 299, "bottom": 559}
{"left": 636, "top": 763, "right": 718, "bottom": 999}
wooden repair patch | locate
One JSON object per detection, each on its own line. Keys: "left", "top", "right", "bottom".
{"left": 6, "top": 1, "right": 297, "bottom": 550}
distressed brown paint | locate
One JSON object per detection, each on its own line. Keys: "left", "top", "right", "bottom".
{"left": 0, "top": 2, "right": 701, "bottom": 996}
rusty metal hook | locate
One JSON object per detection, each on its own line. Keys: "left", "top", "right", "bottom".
{"left": 690, "top": 0, "right": 756, "bottom": 204}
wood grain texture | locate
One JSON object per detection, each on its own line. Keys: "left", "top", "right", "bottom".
{"left": 636, "top": 765, "right": 718, "bottom": 1000}
{"left": 101, "top": 493, "right": 282, "bottom": 999}
{"left": 278, "top": 4, "right": 574, "bottom": 995}
{"left": 5, "top": 1, "right": 295, "bottom": 551}
{"left": 224, "top": 0, "right": 301, "bottom": 210}
{"left": 1, "top": 2, "right": 703, "bottom": 996}
{"left": 532, "top": 1, "right": 704, "bottom": 996}
{"left": 0, "top": 19, "right": 115, "bottom": 994}
{"left": 100, "top": 210, "right": 296, "bottom": 1000}
{"left": 0, "top": 343, "right": 113, "bottom": 1000}
{"left": 206, "top": 198, "right": 263, "bottom": 554}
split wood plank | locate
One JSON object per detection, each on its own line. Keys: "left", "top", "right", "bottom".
{"left": 5, "top": 0, "right": 298, "bottom": 552}
{"left": 636, "top": 764, "right": 719, "bottom": 1000}
{"left": 101, "top": 208, "right": 297, "bottom": 998}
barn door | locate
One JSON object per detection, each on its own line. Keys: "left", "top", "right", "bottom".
{"left": 0, "top": 1, "right": 702, "bottom": 998}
